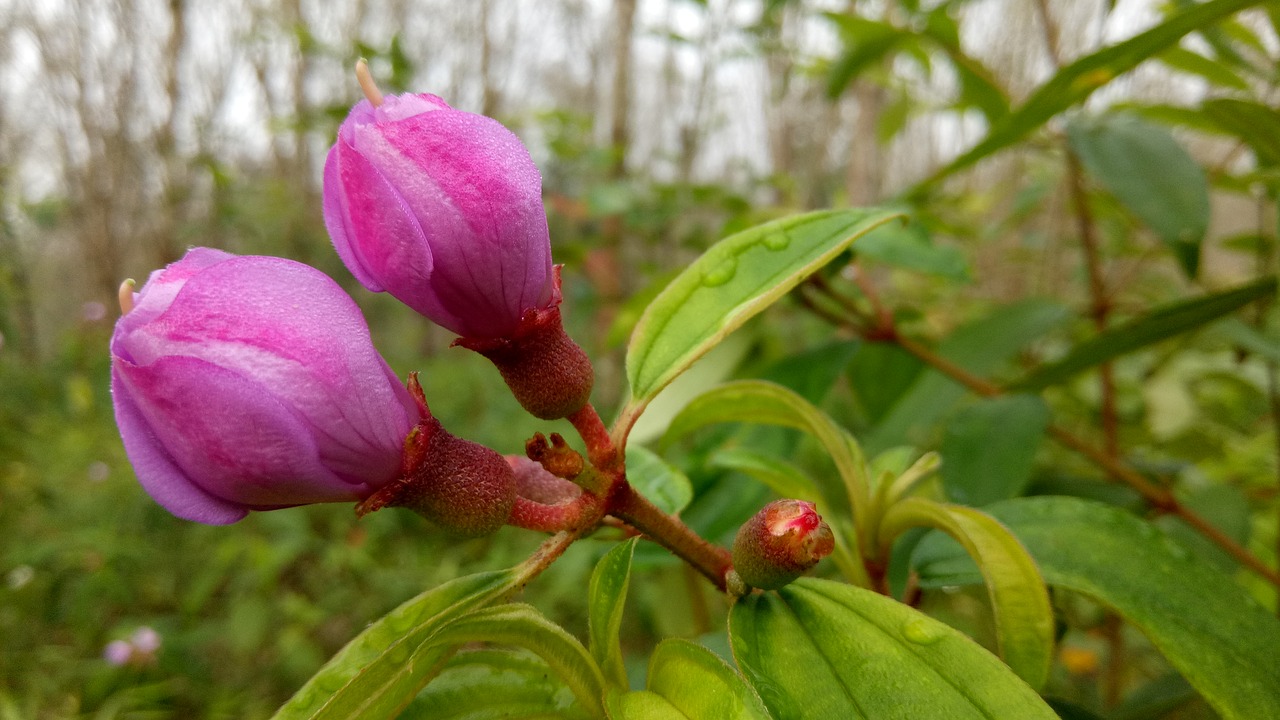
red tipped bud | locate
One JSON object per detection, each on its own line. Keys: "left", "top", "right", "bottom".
{"left": 732, "top": 500, "right": 835, "bottom": 590}
{"left": 358, "top": 417, "right": 516, "bottom": 537}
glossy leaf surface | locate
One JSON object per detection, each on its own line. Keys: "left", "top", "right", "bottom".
{"left": 940, "top": 394, "right": 1050, "bottom": 506}
{"left": 913, "top": 497, "right": 1280, "bottom": 720}
{"left": 1014, "top": 277, "right": 1276, "bottom": 390}
{"left": 589, "top": 539, "right": 638, "bottom": 689}
{"left": 1068, "top": 113, "right": 1209, "bottom": 276}
{"left": 878, "top": 499, "right": 1053, "bottom": 690}
{"left": 626, "top": 447, "right": 694, "bottom": 515}
{"left": 624, "top": 208, "right": 901, "bottom": 415}
{"left": 427, "top": 604, "right": 606, "bottom": 718}
{"left": 398, "top": 649, "right": 585, "bottom": 720}
{"left": 664, "top": 380, "right": 868, "bottom": 510}
{"left": 273, "top": 570, "right": 520, "bottom": 720}
{"left": 729, "top": 578, "right": 1058, "bottom": 720}
{"left": 607, "top": 639, "right": 772, "bottom": 720}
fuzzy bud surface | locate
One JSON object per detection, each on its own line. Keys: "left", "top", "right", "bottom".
{"left": 732, "top": 499, "right": 835, "bottom": 590}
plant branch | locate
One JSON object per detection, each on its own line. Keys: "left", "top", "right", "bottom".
{"left": 805, "top": 280, "right": 1280, "bottom": 587}
{"left": 1066, "top": 149, "right": 1121, "bottom": 458}
{"left": 609, "top": 480, "right": 734, "bottom": 592}
{"left": 511, "top": 528, "right": 591, "bottom": 593}
{"left": 569, "top": 403, "right": 621, "bottom": 471}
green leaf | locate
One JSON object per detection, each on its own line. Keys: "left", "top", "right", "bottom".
{"left": 1014, "top": 277, "right": 1277, "bottom": 390}
{"left": 605, "top": 690, "right": 685, "bottom": 719}
{"left": 865, "top": 299, "right": 1070, "bottom": 453}
{"left": 729, "top": 578, "right": 1058, "bottom": 720}
{"left": 428, "top": 604, "right": 606, "bottom": 719}
{"left": 399, "top": 649, "right": 585, "bottom": 720}
{"left": 627, "top": 332, "right": 754, "bottom": 447}
{"left": 1216, "top": 317, "right": 1280, "bottom": 363}
{"left": 853, "top": 224, "right": 971, "bottom": 280}
{"left": 940, "top": 395, "right": 1050, "bottom": 506}
{"left": 1156, "top": 46, "right": 1250, "bottom": 90}
{"left": 847, "top": 343, "right": 925, "bottom": 425}
{"left": 626, "top": 447, "right": 694, "bottom": 515}
{"left": 707, "top": 448, "right": 822, "bottom": 503}
{"left": 878, "top": 499, "right": 1054, "bottom": 690}
{"left": 1202, "top": 98, "right": 1280, "bottom": 168}
{"left": 918, "top": 10, "right": 1010, "bottom": 121}
{"left": 1067, "top": 113, "right": 1209, "bottom": 276}
{"left": 641, "top": 639, "right": 772, "bottom": 720}
{"left": 664, "top": 380, "right": 871, "bottom": 587}
{"left": 272, "top": 570, "right": 520, "bottom": 720}
{"left": 912, "top": 0, "right": 1264, "bottom": 192}
{"left": 913, "top": 497, "right": 1280, "bottom": 720}
{"left": 664, "top": 380, "right": 869, "bottom": 526}
{"left": 759, "top": 341, "right": 860, "bottom": 406}
{"left": 589, "top": 539, "right": 638, "bottom": 689}
{"left": 824, "top": 16, "right": 908, "bottom": 98}
{"left": 623, "top": 208, "right": 902, "bottom": 420}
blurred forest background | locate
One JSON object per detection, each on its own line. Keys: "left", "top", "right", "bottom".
{"left": 2, "top": 0, "right": 1279, "bottom": 717}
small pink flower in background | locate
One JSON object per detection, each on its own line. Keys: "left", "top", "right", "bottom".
{"left": 103, "top": 640, "right": 132, "bottom": 666}
{"left": 103, "top": 626, "right": 162, "bottom": 667}
{"left": 110, "top": 248, "right": 418, "bottom": 524}
{"left": 82, "top": 301, "right": 107, "bottom": 323}
{"left": 323, "top": 92, "right": 554, "bottom": 340}
{"left": 131, "top": 626, "right": 161, "bottom": 654}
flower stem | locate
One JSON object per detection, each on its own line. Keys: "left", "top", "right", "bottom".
{"left": 568, "top": 403, "right": 619, "bottom": 470}
{"left": 511, "top": 529, "right": 588, "bottom": 593}
{"left": 610, "top": 480, "right": 733, "bottom": 592}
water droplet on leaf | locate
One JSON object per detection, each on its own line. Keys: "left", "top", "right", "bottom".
{"left": 762, "top": 232, "right": 791, "bottom": 251}
{"left": 702, "top": 258, "right": 738, "bottom": 287}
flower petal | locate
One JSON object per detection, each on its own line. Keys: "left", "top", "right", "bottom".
{"left": 112, "top": 365, "right": 248, "bottom": 524}
{"left": 116, "top": 355, "right": 371, "bottom": 508}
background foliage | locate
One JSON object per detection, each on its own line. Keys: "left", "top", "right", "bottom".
{"left": 3, "top": 0, "right": 1280, "bottom": 717}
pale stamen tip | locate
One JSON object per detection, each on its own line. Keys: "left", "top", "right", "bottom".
{"left": 118, "top": 279, "right": 136, "bottom": 315}
{"left": 355, "top": 58, "right": 384, "bottom": 108}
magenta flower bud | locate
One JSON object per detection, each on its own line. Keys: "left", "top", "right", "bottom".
{"left": 110, "top": 248, "right": 418, "bottom": 525}
{"left": 732, "top": 500, "right": 835, "bottom": 590}
{"left": 322, "top": 92, "right": 553, "bottom": 340}
{"left": 323, "top": 90, "right": 594, "bottom": 419}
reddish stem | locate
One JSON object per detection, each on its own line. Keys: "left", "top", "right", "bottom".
{"left": 609, "top": 480, "right": 733, "bottom": 592}
{"left": 569, "top": 403, "right": 620, "bottom": 470}
{"left": 507, "top": 495, "right": 595, "bottom": 533}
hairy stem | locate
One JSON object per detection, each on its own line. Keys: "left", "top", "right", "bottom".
{"left": 610, "top": 481, "right": 734, "bottom": 592}
{"left": 511, "top": 529, "right": 590, "bottom": 594}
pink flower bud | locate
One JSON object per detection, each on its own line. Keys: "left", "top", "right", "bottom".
{"left": 110, "top": 248, "right": 418, "bottom": 524}
{"left": 323, "top": 93, "right": 554, "bottom": 340}
{"left": 732, "top": 499, "right": 835, "bottom": 590}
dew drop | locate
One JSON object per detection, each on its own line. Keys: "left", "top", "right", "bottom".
{"left": 762, "top": 232, "right": 791, "bottom": 251}
{"left": 901, "top": 618, "right": 944, "bottom": 646}
{"left": 702, "top": 258, "right": 738, "bottom": 287}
